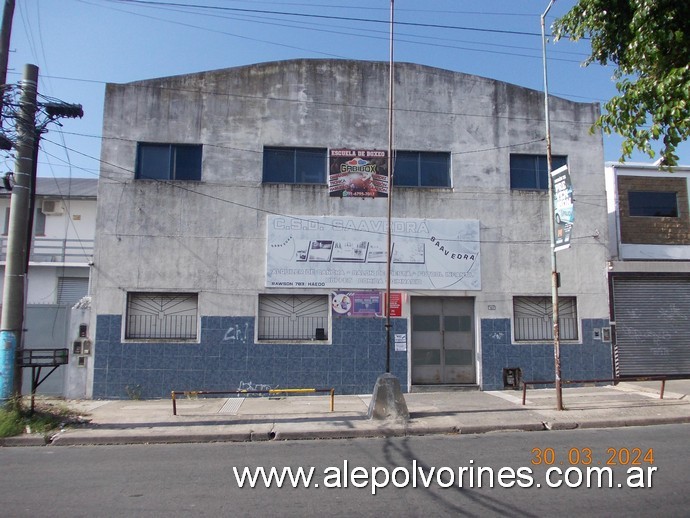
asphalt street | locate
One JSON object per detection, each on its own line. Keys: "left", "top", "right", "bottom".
{"left": 1, "top": 424, "right": 687, "bottom": 517}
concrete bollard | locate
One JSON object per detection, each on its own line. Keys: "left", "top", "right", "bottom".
{"left": 368, "top": 372, "right": 409, "bottom": 421}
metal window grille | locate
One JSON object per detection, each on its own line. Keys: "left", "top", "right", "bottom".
{"left": 513, "top": 296, "right": 578, "bottom": 341}
{"left": 258, "top": 294, "right": 329, "bottom": 340}
{"left": 126, "top": 293, "right": 198, "bottom": 340}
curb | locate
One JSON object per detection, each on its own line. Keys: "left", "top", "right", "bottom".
{"left": 0, "top": 434, "right": 50, "bottom": 447}
{"left": 50, "top": 430, "right": 254, "bottom": 446}
{"left": 459, "top": 423, "right": 546, "bottom": 434}
{"left": 3, "top": 415, "right": 690, "bottom": 447}
{"left": 573, "top": 415, "right": 690, "bottom": 430}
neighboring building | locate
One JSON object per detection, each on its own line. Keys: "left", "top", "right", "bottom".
{"left": 605, "top": 162, "right": 690, "bottom": 377}
{"left": 91, "top": 59, "right": 612, "bottom": 399}
{"left": 0, "top": 177, "right": 97, "bottom": 395}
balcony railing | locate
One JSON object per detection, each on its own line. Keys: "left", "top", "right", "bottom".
{"left": 0, "top": 237, "right": 94, "bottom": 263}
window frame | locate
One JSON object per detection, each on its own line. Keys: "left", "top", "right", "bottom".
{"left": 135, "top": 143, "right": 202, "bottom": 181}
{"left": 510, "top": 154, "right": 567, "bottom": 191}
{"left": 513, "top": 295, "right": 579, "bottom": 342}
{"left": 262, "top": 146, "right": 327, "bottom": 185}
{"left": 3, "top": 207, "right": 46, "bottom": 236}
{"left": 257, "top": 294, "right": 330, "bottom": 342}
{"left": 125, "top": 292, "right": 199, "bottom": 341}
{"left": 393, "top": 150, "right": 451, "bottom": 188}
{"left": 57, "top": 277, "right": 89, "bottom": 305}
{"left": 628, "top": 190, "right": 679, "bottom": 218}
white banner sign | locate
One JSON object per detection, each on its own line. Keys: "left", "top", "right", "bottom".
{"left": 266, "top": 216, "right": 480, "bottom": 290}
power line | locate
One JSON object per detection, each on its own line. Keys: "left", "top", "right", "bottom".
{"left": 75, "top": 0, "right": 588, "bottom": 65}
{"left": 105, "top": 0, "right": 547, "bottom": 38}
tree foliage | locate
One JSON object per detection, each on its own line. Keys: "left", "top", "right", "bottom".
{"left": 553, "top": 0, "right": 690, "bottom": 166}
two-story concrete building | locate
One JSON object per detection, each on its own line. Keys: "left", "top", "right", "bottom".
{"left": 91, "top": 59, "right": 612, "bottom": 399}
{"left": 0, "top": 177, "right": 97, "bottom": 396}
{"left": 605, "top": 162, "right": 690, "bottom": 377}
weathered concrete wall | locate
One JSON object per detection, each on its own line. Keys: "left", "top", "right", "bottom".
{"left": 95, "top": 59, "right": 607, "bottom": 317}
{"left": 92, "top": 59, "right": 609, "bottom": 396}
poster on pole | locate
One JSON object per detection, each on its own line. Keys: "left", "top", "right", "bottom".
{"left": 551, "top": 164, "right": 574, "bottom": 251}
{"left": 329, "top": 149, "right": 389, "bottom": 198}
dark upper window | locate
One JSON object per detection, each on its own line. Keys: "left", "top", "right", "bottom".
{"left": 510, "top": 154, "right": 567, "bottom": 191}
{"left": 628, "top": 191, "right": 678, "bottom": 217}
{"left": 136, "top": 143, "right": 202, "bottom": 181}
{"left": 263, "top": 147, "right": 327, "bottom": 184}
{"left": 394, "top": 151, "right": 451, "bottom": 188}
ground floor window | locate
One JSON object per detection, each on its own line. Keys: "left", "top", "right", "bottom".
{"left": 513, "top": 296, "right": 578, "bottom": 341}
{"left": 126, "top": 292, "right": 198, "bottom": 340}
{"left": 258, "top": 294, "right": 329, "bottom": 341}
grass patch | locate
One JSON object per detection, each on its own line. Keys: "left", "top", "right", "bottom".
{"left": 0, "top": 399, "right": 82, "bottom": 438}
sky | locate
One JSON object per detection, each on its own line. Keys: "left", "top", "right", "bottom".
{"left": 4, "top": 0, "right": 689, "bottom": 180}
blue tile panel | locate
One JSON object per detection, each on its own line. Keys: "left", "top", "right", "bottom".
{"left": 93, "top": 315, "right": 408, "bottom": 399}
{"left": 480, "top": 318, "right": 613, "bottom": 391}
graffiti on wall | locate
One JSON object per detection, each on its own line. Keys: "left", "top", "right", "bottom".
{"left": 238, "top": 380, "right": 275, "bottom": 393}
{"left": 223, "top": 322, "right": 250, "bottom": 344}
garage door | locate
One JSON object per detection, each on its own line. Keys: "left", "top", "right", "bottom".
{"left": 612, "top": 276, "right": 690, "bottom": 376}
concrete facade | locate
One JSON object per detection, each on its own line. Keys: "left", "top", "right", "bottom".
{"left": 91, "top": 59, "right": 611, "bottom": 399}
{"left": 605, "top": 162, "right": 690, "bottom": 377}
{"left": 0, "top": 177, "right": 97, "bottom": 396}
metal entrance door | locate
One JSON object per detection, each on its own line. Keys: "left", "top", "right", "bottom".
{"left": 411, "top": 297, "right": 475, "bottom": 384}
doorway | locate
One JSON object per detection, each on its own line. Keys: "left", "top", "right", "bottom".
{"left": 411, "top": 297, "right": 476, "bottom": 384}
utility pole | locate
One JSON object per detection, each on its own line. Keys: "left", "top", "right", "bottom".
{"left": 0, "top": 0, "right": 14, "bottom": 88}
{"left": 385, "top": 0, "right": 394, "bottom": 374}
{"left": 541, "top": 0, "right": 563, "bottom": 411}
{"left": 0, "top": 64, "right": 38, "bottom": 404}
{"left": 0, "top": 0, "right": 15, "bottom": 150}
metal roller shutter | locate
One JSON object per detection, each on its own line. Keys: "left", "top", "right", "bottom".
{"left": 57, "top": 277, "right": 89, "bottom": 305}
{"left": 612, "top": 276, "right": 690, "bottom": 376}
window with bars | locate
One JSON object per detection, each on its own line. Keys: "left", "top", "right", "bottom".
{"left": 126, "top": 293, "right": 198, "bottom": 340}
{"left": 513, "top": 296, "right": 578, "bottom": 341}
{"left": 258, "top": 294, "right": 329, "bottom": 341}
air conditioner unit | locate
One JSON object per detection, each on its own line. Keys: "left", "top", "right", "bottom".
{"left": 41, "top": 200, "right": 64, "bottom": 215}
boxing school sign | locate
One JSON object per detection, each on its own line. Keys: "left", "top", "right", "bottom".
{"left": 266, "top": 216, "right": 481, "bottom": 291}
{"left": 328, "top": 149, "right": 389, "bottom": 198}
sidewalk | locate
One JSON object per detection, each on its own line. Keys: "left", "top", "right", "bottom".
{"left": 4, "top": 380, "right": 690, "bottom": 446}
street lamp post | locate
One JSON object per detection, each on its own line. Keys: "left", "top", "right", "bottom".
{"left": 541, "top": 0, "right": 564, "bottom": 411}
